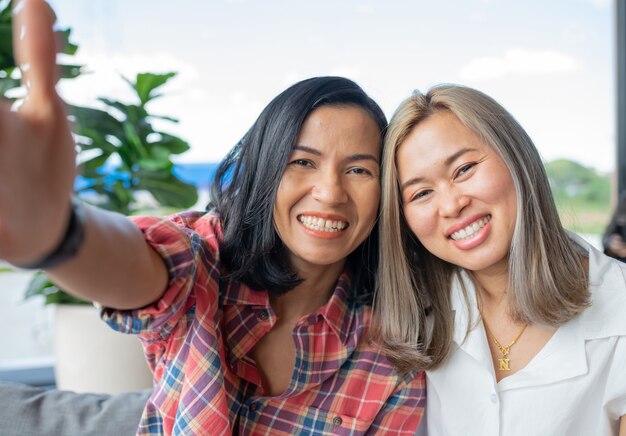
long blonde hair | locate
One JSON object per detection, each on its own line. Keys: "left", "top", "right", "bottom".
{"left": 375, "top": 84, "right": 590, "bottom": 372}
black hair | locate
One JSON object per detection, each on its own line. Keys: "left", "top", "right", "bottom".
{"left": 208, "top": 76, "right": 386, "bottom": 300}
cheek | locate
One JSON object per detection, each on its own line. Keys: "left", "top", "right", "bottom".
{"left": 487, "top": 173, "right": 517, "bottom": 214}
{"left": 273, "top": 178, "right": 293, "bottom": 231}
{"left": 403, "top": 204, "right": 436, "bottom": 241}
{"left": 274, "top": 174, "right": 295, "bottom": 212}
{"left": 364, "top": 184, "right": 381, "bottom": 217}
{"left": 352, "top": 180, "right": 380, "bottom": 221}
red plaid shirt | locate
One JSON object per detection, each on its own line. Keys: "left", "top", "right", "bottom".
{"left": 101, "top": 211, "right": 425, "bottom": 435}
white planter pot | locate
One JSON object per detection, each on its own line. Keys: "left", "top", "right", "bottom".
{"left": 54, "top": 304, "right": 153, "bottom": 395}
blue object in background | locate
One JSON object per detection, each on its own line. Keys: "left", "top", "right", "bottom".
{"left": 75, "top": 162, "right": 219, "bottom": 191}
{"left": 172, "top": 162, "right": 219, "bottom": 189}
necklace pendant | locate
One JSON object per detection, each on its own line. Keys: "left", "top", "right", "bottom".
{"left": 498, "top": 358, "right": 511, "bottom": 371}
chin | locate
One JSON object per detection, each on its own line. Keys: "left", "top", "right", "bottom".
{"left": 292, "top": 250, "right": 346, "bottom": 267}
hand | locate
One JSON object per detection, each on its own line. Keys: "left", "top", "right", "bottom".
{"left": 607, "top": 234, "right": 626, "bottom": 258}
{"left": 0, "top": 0, "right": 76, "bottom": 265}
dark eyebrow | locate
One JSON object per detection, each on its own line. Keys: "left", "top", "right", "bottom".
{"left": 399, "top": 147, "right": 475, "bottom": 192}
{"left": 346, "top": 153, "right": 380, "bottom": 164}
{"left": 293, "top": 145, "right": 380, "bottom": 164}
{"left": 293, "top": 145, "right": 321, "bottom": 156}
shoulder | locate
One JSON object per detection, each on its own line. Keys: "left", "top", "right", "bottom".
{"left": 131, "top": 210, "right": 222, "bottom": 232}
{"left": 577, "top": 238, "right": 626, "bottom": 339}
{"left": 131, "top": 210, "right": 223, "bottom": 247}
{"left": 128, "top": 211, "right": 225, "bottom": 278}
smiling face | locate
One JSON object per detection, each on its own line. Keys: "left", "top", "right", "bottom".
{"left": 273, "top": 104, "right": 381, "bottom": 275}
{"left": 396, "top": 110, "right": 517, "bottom": 278}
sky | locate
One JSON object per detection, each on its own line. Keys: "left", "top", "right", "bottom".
{"left": 44, "top": 0, "right": 615, "bottom": 172}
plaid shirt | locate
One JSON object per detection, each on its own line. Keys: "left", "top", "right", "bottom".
{"left": 101, "top": 212, "right": 425, "bottom": 435}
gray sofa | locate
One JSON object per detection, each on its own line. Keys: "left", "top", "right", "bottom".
{"left": 0, "top": 381, "right": 150, "bottom": 436}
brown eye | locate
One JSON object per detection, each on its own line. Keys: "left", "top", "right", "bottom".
{"left": 410, "top": 189, "right": 432, "bottom": 203}
{"left": 454, "top": 162, "right": 477, "bottom": 179}
{"left": 290, "top": 159, "right": 314, "bottom": 168}
{"left": 347, "top": 167, "right": 373, "bottom": 176}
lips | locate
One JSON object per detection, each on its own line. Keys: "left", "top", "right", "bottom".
{"left": 298, "top": 214, "right": 349, "bottom": 232}
{"left": 449, "top": 215, "right": 492, "bottom": 241}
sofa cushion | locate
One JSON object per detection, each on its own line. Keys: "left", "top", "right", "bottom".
{"left": 0, "top": 381, "right": 150, "bottom": 436}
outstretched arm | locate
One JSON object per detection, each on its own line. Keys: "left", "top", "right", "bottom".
{"left": 0, "top": 0, "right": 167, "bottom": 309}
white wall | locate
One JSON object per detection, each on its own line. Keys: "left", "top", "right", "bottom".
{"left": 0, "top": 266, "right": 54, "bottom": 371}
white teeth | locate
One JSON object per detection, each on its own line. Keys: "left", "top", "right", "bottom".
{"left": 298, "top": 215, "right": 347, "bottom": 232}
{"left": 450, "top": 215, "right": 491, "bottom": 241}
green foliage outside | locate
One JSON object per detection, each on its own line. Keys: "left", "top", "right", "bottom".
{"left": 546, "top": 159, "right": 612, "bottom": 234}
{"left": 0, "top": 0, "right": 198, "bottom": 304}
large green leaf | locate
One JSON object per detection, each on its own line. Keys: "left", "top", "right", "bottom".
{"left": 137, "top": 173, "right": 198, "bottom": 208}
{"left": 0, "top": 74, "right": 18, "bottom": 94}
{"left": 99, "top": 98, "right": 148, "bottom": 125}
{"left": 79, "top": 153, "right": 112, "bottom": 171}
{"left": 56, "top": 28, "right": 79, "bottom": 55}
{"left": 134, "top": 72, "right": 176, "bottom": 106}
{"left": 69, "top": 105, "right": 125, "bottom": 136}
{"left": 135, "top": 145, "right": 173, "bottom": 172}
{"left": 59, "top": 64, "right": 83, "bottom": 80}
{"left": 149, "top": 114, "right": 179, "bottom": 123}
{"left": 0, "top": 23, "right": 14, "bottom": 71}
{"left": 155, "top": 133, "right": 190, "bottom": 154}
{"left": 74, "top": 127, "right": 119, "bottom": 154}
{"left": 0, "top": 1, "right": 13, "bottom": 21}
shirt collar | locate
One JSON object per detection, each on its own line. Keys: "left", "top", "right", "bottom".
{"left": 220, "top": 270, "right": 358, "bottom": 346}
{"left": 449, "top": 271, "right": 493, "bottom": 370}
{"left": 314, "top": 271, "right": 356, "bottom": 346}
{"left": 569, "top": 233, "right": 626, "bottom": 339}
{"left": 450, "top": 270, "right": 480, "bottom": 345}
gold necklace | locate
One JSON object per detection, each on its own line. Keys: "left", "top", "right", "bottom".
{"left": 483, "top": 321, "right": 527, "bottom": 371}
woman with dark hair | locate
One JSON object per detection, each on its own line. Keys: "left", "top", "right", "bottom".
{"left": 376, "top": 84, "right": 626, "bottom": 435}
{"left": 0, "top": 1, "right": 425, "bottom": 434}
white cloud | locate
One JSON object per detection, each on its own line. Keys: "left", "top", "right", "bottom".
{"left": 459, "top": 48, "right": 582, "bottom": 81}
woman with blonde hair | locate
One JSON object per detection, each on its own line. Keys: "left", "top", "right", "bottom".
{"left": 376, "top": 84, "right": 626, "bottom": 435}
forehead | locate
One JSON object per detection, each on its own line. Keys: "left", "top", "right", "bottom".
{"left": 396, "top": 112, "right": 490, "bottom": 177}
{"left": 296, "top": 105, "right": 382, "bottom": 153}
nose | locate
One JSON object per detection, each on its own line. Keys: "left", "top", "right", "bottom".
{"left": 438, "top": 186, "right": 469, "bottom": 218}
{"left": 311, "top": 169, "right": 348, "bottom": 205}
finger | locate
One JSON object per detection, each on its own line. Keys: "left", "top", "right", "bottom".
{"left": 12, "top": 0, "right": 59, "bottom": 105}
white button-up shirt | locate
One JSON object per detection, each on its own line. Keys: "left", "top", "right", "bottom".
{"left": 418, "top": 236, "right": 626, "bottom": 435}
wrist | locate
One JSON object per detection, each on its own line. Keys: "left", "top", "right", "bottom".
{"left": 13, "top": 199, "right": 86, "bottom": 270}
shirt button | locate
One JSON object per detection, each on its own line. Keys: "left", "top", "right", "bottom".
{"left": 250, "top": 403, "right": 257, "bottom": 412}
{"left": 490, "top": 393, "right": 498, "bottom": 404}
{"left": 257, "top": 310, "right": 269, "bottom": 321}
{"left": 332, "top": 416, "right": 343, "bottom": 426}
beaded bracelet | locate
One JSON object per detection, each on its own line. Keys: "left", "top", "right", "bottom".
{"left": 15, "top": 199, "right": 86, "bottom": 270}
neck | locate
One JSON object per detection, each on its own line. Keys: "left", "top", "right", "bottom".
{"left": 270, "top": 260, "right": 345, "bottom": 322}
{"left": 473, "top": 264, "right": 510, "bottom": 308}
